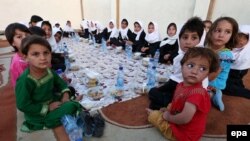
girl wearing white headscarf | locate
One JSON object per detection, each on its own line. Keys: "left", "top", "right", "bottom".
{"left": 110, "top": 19, "right": 134, "bottom": 49}
{"left": 102, "top": 20, "right": 119, "bottom": 46}
{"left": 159, "top": 22, "right": 179, "bottom": 64}
{"left": 141, "top": 21, "right": 161, "bottom": 57}
{"left": 223, "top": 25, "right": 250, "bottom": 99}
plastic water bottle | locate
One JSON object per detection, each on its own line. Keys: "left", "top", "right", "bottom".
{"left": 116, "top": 64, "right": 124, "bottom": 90}
{"left": 147, "top": 66, "right": 156, "bottom": 89}
{"left": 61, "top": 115, "right": 83, "bottom": 141}
{"left": 63, "top": 43, "right": 71, "bottom": 73}
{"left": 101, "top": 38, "right": 107, "bottom": 52}
{"left": 93, "top": 36, "right": 96, "bottom": 47}
{"left": 125, "top": 44, "right": 132, "bottom": 59}
{"left": 147, "top": 58, "right": 154, "bottom": 78}
{"left": 154, "top": 49, "right": 160, "bottom": 66}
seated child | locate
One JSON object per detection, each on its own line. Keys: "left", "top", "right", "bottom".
{"left": 147, "top": 47, "right": 220, "bottom": 141}
{"left": 5, "top": 23, "right": 31, "bottom": 87}
{"left": 159, "top": 22, "right": 179, "bottom": 64}
{"left": 148, "top": 17, "right": 205, "bottom": 110}
{"left": 223, "top": 25, "right": 250, "bottom": 99}
{"left": 15, "top": 35, "right": 82, "bottom": 141}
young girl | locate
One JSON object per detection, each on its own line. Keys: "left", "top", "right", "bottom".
{"left": 206, "top": 17, "right": 238, "bottom": 111}
{"left": 102, "top": 20, "right": 119, "bottom": 46}
{"left": 5, "top": 23, "right": 31, "bottom": 87}
{"left": 159, "top": 22, "right": 179, "bottom": 64}
{"left": 147, "top": 47, "right": 220, "bottom": 141}
{"left": 110, "top": 19, "right": 134, "bottom": 49}
{"left": 41, "top": 21, "right": 58, "bottom": 52}
{"left": 15, "top": 35, "right": 81, "bottom": 141}
{"left": 126, "top": 20, "right": 146, "bottom": 52}
{"left": 141, "top": 21, "right": 161, "bottom": 57}
{"left": 223, "top": 25, "right": 250, "bottom": 99}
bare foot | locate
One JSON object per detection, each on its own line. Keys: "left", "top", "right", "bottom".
{"left": 145, "top": 108, "right": 153, "bottom": 115}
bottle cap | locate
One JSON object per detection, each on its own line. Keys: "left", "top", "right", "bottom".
{"left": 56, "top": 69, "right": 63, "bottom": 74}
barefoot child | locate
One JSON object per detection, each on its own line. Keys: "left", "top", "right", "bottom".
{"left": 147, "top": 47, "right": 220, "bottom": 141}
{"left": 15, "top": 35, "right": 81, "bottom": 141}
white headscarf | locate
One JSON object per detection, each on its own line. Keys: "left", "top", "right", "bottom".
{"left": 134, "top": 20, "right": 144, "bottom": 41}
{"left": 145, "top": 21, "right": 161, "bottom": 43}
{"left": 231, "top": 25, "right": 250, "bottom": 70}
{"left": 195, "top": 29, "right": 206, "bottom": 47}
{"left": 81, "top": 19, "right": 88, "bottom": 29}
{"left": 160, "top": 26, "right": 178, "bottom": 47}
{"left": 95, "top": 21, "right": 104, "bottom": 33}
{"left": 119, "top": 20, "right": 129, "bottom": 39}
{"left": 89, "top": 21, "right": 97, "bottom": 32}
{"left": 63, "top": 22, "right": 74, "bottom": 32}
{"left": 108, "top": 20, "right": 119, "bottom": 39}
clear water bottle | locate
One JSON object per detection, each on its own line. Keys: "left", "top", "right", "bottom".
{"left": 147, "top": 58, "right": 154, "bottom": 78}
{"left": 101, "top": 38, "right": 107, "bottom": 52}
{"left": 116, "top": 64, "right": 124, "bottom": 90}
{"left": 154, "top": 49, "right": 160, "bottom": 66}
{"left": 125, "top": 44, "right": 132, "bottom": 59}
{"left": 93, "top": 36, "right": 96, "bottom": 47}
{"left": 147, "top": 66, "right": 156, "bottom": 89}
{"left": 61, "top": 115, "right": 83, "bottom": 141}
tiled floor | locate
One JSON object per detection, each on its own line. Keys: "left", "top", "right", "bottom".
{"left": 0, "top": 46, "right": 226, "bottom": 141}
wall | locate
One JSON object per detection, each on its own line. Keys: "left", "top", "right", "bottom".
{"left": 0, "top": 0, "right": 82, "bottom": 30}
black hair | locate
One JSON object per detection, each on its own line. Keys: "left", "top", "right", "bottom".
{"left": 30, "top": 15, "right": 43, "bottom": 23}
{"left": 21, "top": 35, "right": 51, "bottom": 55}
{"left": 179, "top": 17, "right": 204, "bottom": 40}
{"left": 180, "top": 47, "right": 220, "bottom": 73}
{"left": 121, "top": 19, "right": 128, "bottom": 26}
{"left": 41, "top": 21, "right": 52, "bottom": 31}
{"left": 134, "top": 21, "right": 141, "bottom": 28}
{"left": 29, "top": 26, "right": 46, "bottom": 37}
{"left": 167, "top": 22, "right": 177, "bottom": 31}
{"left": 5, "top": 23, "right": 30, "bottom": 52}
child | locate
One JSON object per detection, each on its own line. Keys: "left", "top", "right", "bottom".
{"left": 148, "top": 17, "right": 204, "bottom": 110}
{"left": 203, "top": 20, "right": 213, "bottom": 33}
{"left": 141, "top": 21, "right": 161, "bottom": 57}
{"left": 110, "top": 19, "right": 134, "bottom": 49}
{"left": 63, "top": 20, "right": 74, "bottom": 37}
{"left": 126, "top": 20, "right": 146, "bottom": 52}
{"left": 206, "top": 17, "right": 238, "bottom": 111}
{"left": 147, "top": 47, "right": 220, "bottom": 141}
{"left": 223, "top": 25, "right": 250, "bottom": 99}
{"left": 15, "top": 35, "right": 81, "bottom": 141}
{"left": 5, "top": 23, "right": 31, "bottom": 87}
{"left": 159, "top": 22, "right": 179, "bottom": 64}
{"left": 102, "top": 20, "right": 119, "bottom": 46}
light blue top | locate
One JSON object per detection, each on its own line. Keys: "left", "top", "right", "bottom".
{"left": 209, "top": 49, "right": 234, "bottom": 90}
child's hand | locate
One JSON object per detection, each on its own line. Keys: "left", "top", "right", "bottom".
{"left": 61, "top": 92, "right": 70, "bottom": 103}
{"left": 208, "top": 67, "right": 221, "bottom": 81}
{"left": 164, "top": 54, "right": 170, "bottom": 60}
{"left": 166, "top": 103, "right": 172, "bottom": 111}
{"left": 162, "top": 111, "right": 171, "bottom": 121}
{"left": 141, "top": 47, "right": 148, "bottom": 52}
{"left": 159, "top": 107, "right": 167, "bottom": 112}
{"left": 49, "top": 101, "right": 62, "bottom": 111}
{"left": 126, "top": 40, "right": 133, "bottom": 45}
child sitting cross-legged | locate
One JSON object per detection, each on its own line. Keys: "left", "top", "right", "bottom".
{"left": 15, "top": 35, "right": 82, "bottom": 141}
{"left": 146, "top": 47, "right": 220, "bottom": 141}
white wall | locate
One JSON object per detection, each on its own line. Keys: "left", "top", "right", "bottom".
{"left": 212, "top": 0, "right": 250, "bottom": 24}
{"left": 0, "top": 0, "right": 82, "bottom": 30}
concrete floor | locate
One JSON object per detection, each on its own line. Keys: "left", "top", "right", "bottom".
{"left": 0, "top": 46, "right": 226, "bottom": 141}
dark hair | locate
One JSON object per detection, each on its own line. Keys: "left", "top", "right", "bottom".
{"left": 41, "top": 21, "right": 52, "bottom": 31}
{"left": 30, "top": 15, "right": 43, "bottom": 23}
{"left": 203, "top": 20, "right": 212, "bottom": 25}
{"left": 121, "top": 19, "right": 128, "bottom": 26}
{"left": 5, "top": 23, "right": 30, "bottom": 52}
{"left": 29, "top": 26, "right": 46, "bottom": 37}
{"left": 206, "top": 17, "right": 238, "bottom": 50}
{"left": 148, "top": 22, "right": 154, "bottom": 27}
{"left": 180, "top": 47, "right": 220, "bottom": 73}
{"left": 179, "top": 17, "right": 204, "bottom": 40}
{"left": 21, "top": 35, "right": 51, "bottom": 55}
{"left": 167, "top": 22, "right": 177, "bottom": 31}
{"left": 134, "top": 21, "right": 141, "bottom": 28}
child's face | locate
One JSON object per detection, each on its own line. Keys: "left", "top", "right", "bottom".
{"left": 54, "top": 33, "right": 62, "bottom": 43}
{"left": 41, "top": 25, "right": 52, "bottom": 39}
{"left": 167, "top": 25, "right": 176, "bottom": 37}
{"left": 134, "top": 23, "right": 141, "bottom": 32}
{"left": 204, "top": 22, "right": 212, "bottom": 32}
{"left": 12, "top": 29, "right": 29, "bottom": 50}
{"left": 148, "top": 24, "right": 154, "bottom": 34}
{"left": 179, "top": 31, "right": 200, "bottom": 52}
{"left": 25, "top": 44, "right": 51, "bottom": 70}
{"left": 210, "top": 20, "right": 232, "bottom": 49}
{"left": 121, "top": 21, "right": 128, "bottom": 29}
{"left": 236, "top": 33, "right": 248, "bottom": 48}
{"left": 182, "top": 56, "right": 210, "bottom": 86}
{"left": 109, "top": 22, "right": 114, "bottom": 29}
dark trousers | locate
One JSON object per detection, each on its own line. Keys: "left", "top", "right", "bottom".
{"left": 148, "top": 79, "right": 178, "bottom": 110}
{"left": 223, "top": 69, "right": 250, "bottom": 99}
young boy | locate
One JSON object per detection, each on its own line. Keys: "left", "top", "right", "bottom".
{"left": 148, "top": 17, "right": 204, "bottom": 110}
{"left": 147, "top": 47, "right": 220, "bottom": 141}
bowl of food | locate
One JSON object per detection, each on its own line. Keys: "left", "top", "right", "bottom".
{"left": 110, "top": 89, "right": 124, "bottom": 98}
{"left": 116, "top": 46, "right": 123, "bottom": 53}
{"left": 134, "top": 83, "right": 148, "bottom": 95}
{"left": 87, "top": 87, "right": 104, "bottom": 100}
{"left": 133, "top": 52, "right": 141, "bottom": 60}
{"left": 142, "top": 57, "right": 150, "bottom": 66}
